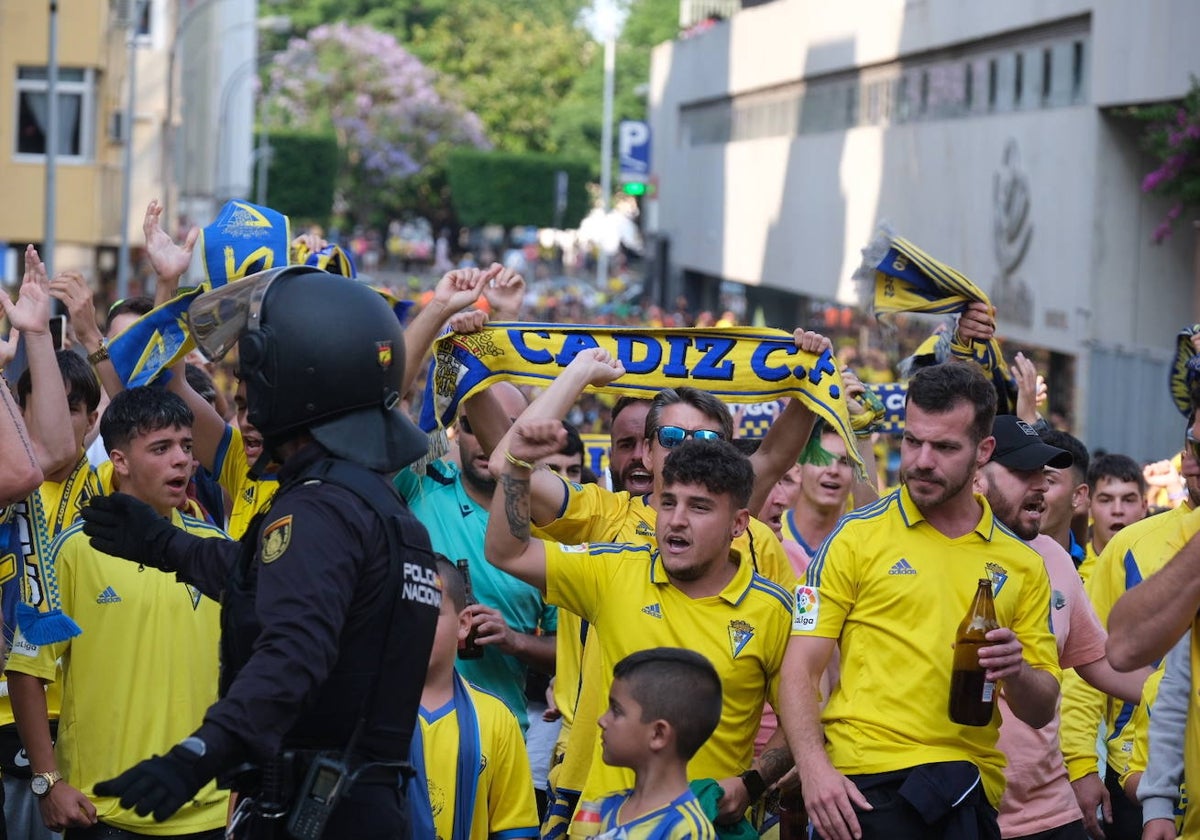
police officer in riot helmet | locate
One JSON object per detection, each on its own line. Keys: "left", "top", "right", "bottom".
{"left": 81, "top": 266, "right": 440, "bottom": 839}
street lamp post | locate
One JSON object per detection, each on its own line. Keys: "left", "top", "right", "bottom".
{"left": 596, "top": 35, "right": 615, "bottom": 290}
{"left": 116, "top": 0, "right": 150, "bottom": 301}
{"left": 44, "top": 0, "right": 59, "bottom": 278}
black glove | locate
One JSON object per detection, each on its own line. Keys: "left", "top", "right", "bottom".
{"left": 93, "top": 740, "right": 212, "bottom": 822}
{"left": 81, "top": 493, "right": 180, "bottom": 570}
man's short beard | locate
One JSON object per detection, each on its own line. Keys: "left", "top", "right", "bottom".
{"left": 460, "top": 458, "right": 497, "bottom": 496}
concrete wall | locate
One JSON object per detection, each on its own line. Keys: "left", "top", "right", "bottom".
{"left": 648, "top": 0, "right": 1200, "bottom": 458}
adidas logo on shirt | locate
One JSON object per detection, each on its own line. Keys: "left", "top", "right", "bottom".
{"left": 888, "top": 559, "right": 917, "bottom": 576}
{"left": 96, "top": 586, "right": 122, "bottom": 605}
{"left": 641, "top": 603, "right": 662, "bottom": 619}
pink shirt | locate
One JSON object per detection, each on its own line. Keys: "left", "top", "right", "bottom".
{"left": 997, "top": 534, "right": 1107, "bottom": 837}
{"left": 756, "top": 541, "right": 812, "bottom": 755}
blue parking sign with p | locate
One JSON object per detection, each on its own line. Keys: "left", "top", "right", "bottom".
{"left": 618, "top": 120, "right": 651, "bottom": 179}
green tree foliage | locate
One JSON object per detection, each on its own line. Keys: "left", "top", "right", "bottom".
{"left": 253, "top": 130, "right": 339, "bottom": 225}
{"left": 408, "top": 0, "right": 592, "bottom": 156}
{"left": 447, "top": 150, "right": 590, "bottom": 228}
{"left": 550, "top": 0, "right": 679, "bottom": 176}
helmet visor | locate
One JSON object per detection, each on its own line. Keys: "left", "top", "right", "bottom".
{"left": 186, "top": 269, "right": 279, "bottom": 361}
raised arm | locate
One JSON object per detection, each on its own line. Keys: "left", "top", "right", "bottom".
{"left": 747, "top": 330, "right": 829, "bottom": 513}
{"left": 1, "top": 246, "right": 77, "bottom": 477}
{"left": 486, "top": 348, "right": 625, "bottom": 526}
{"left": 484, "top": 418, "right": 571, "bottom": 594}
{"left": 0, "top": 376, "right": 42, "bottom": 505}
{"left": 401, "top": 266, "right": 497, "bottom": 393}
{"left": 1107, "top": 523, "right": 1200, "bottom": 670}
{"left": 143, "top": 199, "right": 199, "bottom": 296}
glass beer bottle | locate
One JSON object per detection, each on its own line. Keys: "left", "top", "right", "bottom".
{"left": 456, "top": 558, "right": 483, "bottom": 660}
{"left": 949, "top": 577, "right": 999, "bottom": 726}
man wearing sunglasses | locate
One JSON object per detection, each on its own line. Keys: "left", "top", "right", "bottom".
{"left": 468, "top": 339, "right": 831, "bottom": 828}
{"left": 483, "top": 420, "right": 794, "bottom": 825}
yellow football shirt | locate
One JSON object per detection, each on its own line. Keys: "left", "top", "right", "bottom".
{"left": 798, "top": 488, "right": 1060, "bottom": 806}
{"left": 539, "top": 480, "right": 794, "bottom": 801}
{"left": 545, "top": 541, "right": 793, "bottom": 803}
{"left": 1061, "top": 503, "right": 1198, "bottom": 780}
{"left": 418, "top": 681, "right": 539, "bottom": 840}
{"left": 6, "top": 512, "right": 229, "bottom": 835}
{"left": 213, "top": 425, "right": 278, "bottom": 539}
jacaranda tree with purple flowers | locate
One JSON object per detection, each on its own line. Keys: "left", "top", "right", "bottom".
{"left": 260, "top": 22, "right": 489, "bottom": 226}
{"left": 1124, "top": 76, "right": 1200, "bottom": 243}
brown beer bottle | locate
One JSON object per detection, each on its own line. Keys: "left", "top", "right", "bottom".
{"left": 456, "top": 558, "right": 483, "bottom": 660}
{"left": 949, "top": 577, "right": 1000, "bottom": 726}
{"left": 777, "top": 790, "right": 808, "bottom": 840}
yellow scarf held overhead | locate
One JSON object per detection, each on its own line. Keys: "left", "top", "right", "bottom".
{"left": 854, "top": 222, "right": 1015, "bottom": 413}
{"left": 426, "top": 323, "right": 863, "bottom": 473}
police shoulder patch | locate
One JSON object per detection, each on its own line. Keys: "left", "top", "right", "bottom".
{"left": 261, "top": 515, "right": 293, "bottom": 564}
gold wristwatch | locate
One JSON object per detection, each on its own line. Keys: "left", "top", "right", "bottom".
{"left": 30, "top": 770, "right": 61, "bottom": 797}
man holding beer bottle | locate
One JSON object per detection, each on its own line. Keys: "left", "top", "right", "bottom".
{"left": 778, "top": 362, "right": 1061, "bottom": 840}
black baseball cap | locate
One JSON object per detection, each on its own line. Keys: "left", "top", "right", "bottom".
{"left": 990, "top": 415, "right": 1073, "bottom": 470}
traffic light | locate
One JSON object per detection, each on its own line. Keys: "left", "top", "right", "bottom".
{"left": 622, "top": 181, "right": 648, "bottom": 196}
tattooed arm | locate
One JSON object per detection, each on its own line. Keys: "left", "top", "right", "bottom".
{"left": 483, "top": 418, "right": 569, "bottom": 595}
{"left": 714, "top": 726, "right": 795, "bottom": 823}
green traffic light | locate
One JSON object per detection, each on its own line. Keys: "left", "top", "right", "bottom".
{"left": 622, "top": 181, "right": 648, "bottom": 196}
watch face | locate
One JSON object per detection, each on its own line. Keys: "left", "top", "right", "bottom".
{"left": 30, "top": 776, "right": 49, "bottom": 796}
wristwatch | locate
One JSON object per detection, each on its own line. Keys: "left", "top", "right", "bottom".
{"left": 86, "top": 343, "right": 109, "bottom": 367}
{"left": 739, "top": 768, "right": 767, "bottom": 803}
{"left": 30, "top": 770, "right": 61, "bottom": 797}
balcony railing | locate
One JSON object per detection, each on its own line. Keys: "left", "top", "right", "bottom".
{"left": 679, "top": 0, "right": 742, "bottom": 29}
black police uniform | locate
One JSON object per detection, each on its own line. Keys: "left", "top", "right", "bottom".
{"left": 83, "top": 265, "right": 439, "bottom": 838}
{"left": 151, "top": 443, "right": 439, "bottom": 839}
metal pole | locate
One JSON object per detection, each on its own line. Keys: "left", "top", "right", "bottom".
{"left": 116, "top": 0, "right": 147, "bottom": 301}
{"left": 254, "top": 126, "right": 268, "bottom": 205}
{"left": 596, "top": 35, "right": 615, "bottom": 289}
{"left": 44, "top": 0, "right": 58, "bottom": 278}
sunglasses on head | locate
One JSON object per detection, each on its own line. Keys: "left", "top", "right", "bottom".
{"left": 654, "top": 425, "right": 724, "bottom": 448}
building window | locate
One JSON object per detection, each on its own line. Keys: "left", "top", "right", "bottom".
{"left": 987, "top": 59, "right": 997, "bottom": 110}
{"left": 964, "top": 62, "right": 974, "bottom": 110}
{"left": 919, "top": 69, "right": 929, "bottom": 114}
{"left": 136, "top": 0, "right": 152, "bottom": 37}
{"left": 1041, "top": 48, "right": 1052, "bottom": 104}
{"left": 1071, "top": 40, "right": 1085, "bottom": 101}
{"left": 14, "top": 67, "right": 95, "bottom": 160}
{"left": 1013, "top": 52, "right": 1024, "bottom": 107}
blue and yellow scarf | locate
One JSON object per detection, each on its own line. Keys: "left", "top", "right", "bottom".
{"left": 421, "top": 324, "right": 861, "bottom": 471}
{"left": 855, "top": 223, "right": 1015, "bottom": 412}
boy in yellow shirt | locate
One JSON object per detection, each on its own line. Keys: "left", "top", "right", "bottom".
{"left": 408, "top": 557, "right": 539, "bottom": 840}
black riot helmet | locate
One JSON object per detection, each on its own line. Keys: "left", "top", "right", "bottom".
{"left": 187, "top": 265, "right": 428, "bottom": 472}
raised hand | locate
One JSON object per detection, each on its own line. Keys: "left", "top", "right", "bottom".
{"left": 481, "top": 263, "right": 526, "bottom": 320}
{"left": 49, "top": 271, "right": 101, "bottom": 349}
{"left": 564, "top": 347, "right": 625, "bottom": 388}
{"left": 793, "top": 328, "right": 833, "bottom": 355}
{"left": 508, "top": 418, "right": 569, "bottom": 466}
{"left": 432, "top": 265, "right": 494, "bottom": 314}
{"left": 143, "top": 200, "right": 198, "bottom": 286}
{"left": 1010, "top": 351, "right": 1044, "bottom": 425}
{"left": 955, "top": 301, "right": 996, "bottom": 343}
{"left": 0, "top": 245, "right": 52, "bottom": 336}
{"left": 448, "top": 309, "right": 489, "bottom": 335}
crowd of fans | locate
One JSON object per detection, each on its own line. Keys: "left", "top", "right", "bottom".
{"left": 0, "top": 202, "right": 1196, "bottom": 840}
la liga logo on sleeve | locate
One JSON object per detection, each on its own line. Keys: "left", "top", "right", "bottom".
{"left": 792, "top": 585, "right": 819, "bottom": 632}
